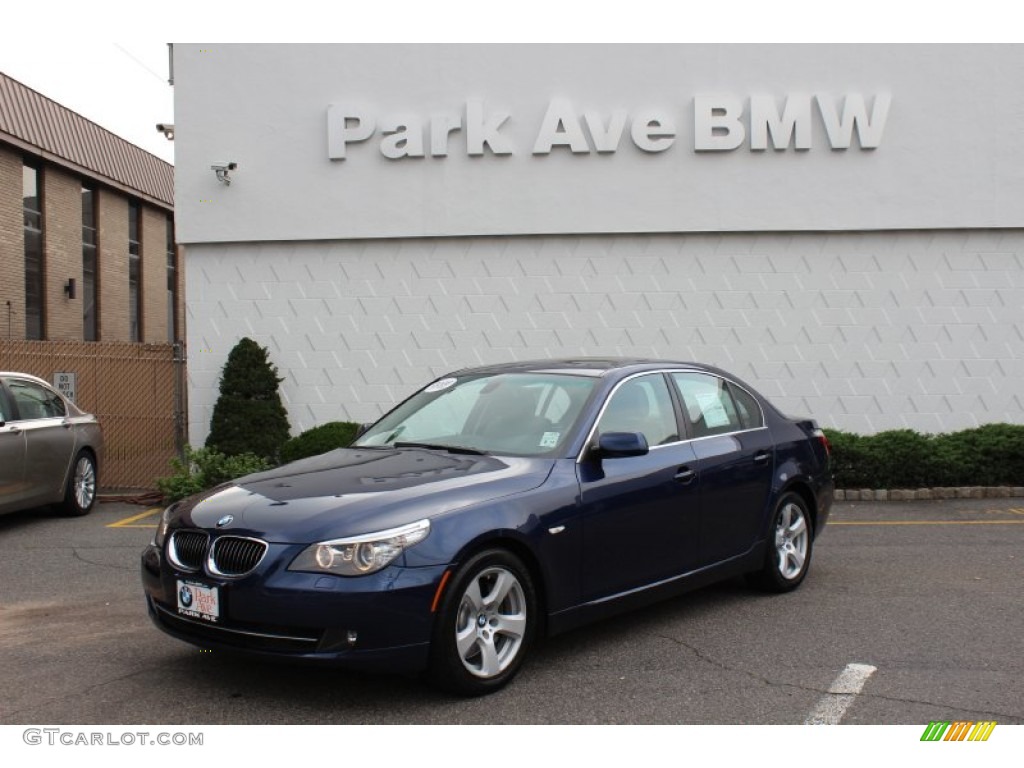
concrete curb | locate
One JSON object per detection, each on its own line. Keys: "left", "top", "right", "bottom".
{"left": 834, "top": 487, "right": 1024, "bottom": 502}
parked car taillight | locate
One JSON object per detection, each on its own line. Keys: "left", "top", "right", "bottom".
{"left": 813, "top": 428, "right": 831, "bottom": 458}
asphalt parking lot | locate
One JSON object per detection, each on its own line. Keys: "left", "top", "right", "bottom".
{"left": 0, "top": 498, "right": 1021, "bottom": 725}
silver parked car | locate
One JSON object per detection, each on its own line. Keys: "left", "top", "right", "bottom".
{"left": 0, "top": 372, "right": 103, "bottom": 517}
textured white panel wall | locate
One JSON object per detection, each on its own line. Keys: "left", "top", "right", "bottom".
{"left": 186, "top": 230, "right": 1024, "bottom": 445}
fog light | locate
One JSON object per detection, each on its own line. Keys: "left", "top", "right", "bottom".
{"left": 346, "top": 630, "right": 358, "bottom": 647}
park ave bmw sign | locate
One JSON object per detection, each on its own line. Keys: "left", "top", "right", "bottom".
{"left": 327, "top": 93, "right": 891, "bottom": 160}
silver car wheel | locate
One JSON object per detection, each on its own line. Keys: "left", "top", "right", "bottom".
{"left": 74, "top": 455, "right": 96, "bottom": 510}
{"left": 774, "top": 501, "right": 809, "bottom": 580}
{"left": 454, "top": 566, "right": 528, "bottom": 679}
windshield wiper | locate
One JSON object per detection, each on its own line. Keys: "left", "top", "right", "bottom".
{"left": 393, "top": 441, "right": 489, "bottom": 456}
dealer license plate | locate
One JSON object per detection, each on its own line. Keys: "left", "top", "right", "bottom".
{"left": 176, "top": 580, "right": 220, "bottom": 623}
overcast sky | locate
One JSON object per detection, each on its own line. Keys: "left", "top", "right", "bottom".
{"left": 0, "top": 4, "right": 1012, "bottom": 171}
{"left": 0, "top": 41, "right": 175, "bottom": 164}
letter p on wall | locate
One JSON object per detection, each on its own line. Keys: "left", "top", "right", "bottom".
{"left": 327, "top": 104, "right": 375, "bottom": 159}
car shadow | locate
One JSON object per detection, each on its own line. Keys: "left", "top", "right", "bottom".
{"left": 147, "top": 576, "right": 763, "bottom": 720}
{"left": 0, "top": 504, "right": 65, "bottom": 532}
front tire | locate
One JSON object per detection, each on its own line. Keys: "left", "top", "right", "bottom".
{"left": 749, "top": 492, "right": 813, "bottom": 592}
{"left": 61, "top": 451, "right": 97, "bottom": 517}
{"left": 428, "top": 549, "right": 537, "bottom": 696}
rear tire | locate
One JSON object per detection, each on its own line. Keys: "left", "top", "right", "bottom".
{"left": 61, "top": 451, "right": 97, "bottom": 517}
{"left": 427, "top": 549, "right": 537, "bottom": 696}
{"left": 748, "top": 492, "right": 812, "bottom": 592}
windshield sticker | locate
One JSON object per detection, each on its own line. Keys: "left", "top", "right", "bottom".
{"left": 694, "top": 391, "right": 731, "bottom": 428}
{"left": 539, "top": 431, "right": 560, "bottom": 448}
{"left": 424, "top": 377, "right": 457, "bottom": 393}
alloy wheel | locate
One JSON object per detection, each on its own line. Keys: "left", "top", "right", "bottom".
{"left": 454, "top": 566, "right": 528, "bottom": 679}
{"left": 774, "top": 501, "right": 809, "bottom": 580}
{"left": 74, "top": 455, "right": 96, "bottom": 511}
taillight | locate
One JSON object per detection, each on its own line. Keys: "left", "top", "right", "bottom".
{"left": 813, "top": 428, "right": 831, "bottom": 458}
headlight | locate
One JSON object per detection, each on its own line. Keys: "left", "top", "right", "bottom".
{"left": 288, "top": 519, "right": 431, "bottom": 577}
{"left": 151, "top": 504, "right": 176, "bottom": 548}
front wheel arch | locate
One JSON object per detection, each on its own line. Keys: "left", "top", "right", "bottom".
{"left": 427, "top": 547, "right": 539, "bottom": 696}
{"left": 439, "top": 533, "right": 549, "bottom": 636}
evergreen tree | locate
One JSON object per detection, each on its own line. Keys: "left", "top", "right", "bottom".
{"left": 205, "top": 337, "right": 290, "bottom": 461}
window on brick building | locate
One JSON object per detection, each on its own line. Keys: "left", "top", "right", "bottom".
{"left": 82, "top": 185, "right": 98, "bottom": 341}
{"left": 129, "top": 199, "right": 141, "bottom": 342}
{"left": 166, "top": 216, "right": 176, "bottom": 343}
{"left": 23, "top": 163, "right": 44, "bottom": 340}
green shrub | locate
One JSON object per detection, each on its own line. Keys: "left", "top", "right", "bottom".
{"left": 280, "top": 421, "right": 360, "bottom": 464}
{"left": 824, "top": 423, "right": 1024, "bottom": 489}
{"left": 206, "top": 337, "right": 291, "bottom": 461}
{"left": 936, "top": 423, "right": 1024, "bottom": 487}
{"left": 157, "top": 446, "right": 271, "bottom": 502}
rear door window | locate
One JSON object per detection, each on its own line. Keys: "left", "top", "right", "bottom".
{"left": 670, "top": 372, "right": 745, "bottom": 438}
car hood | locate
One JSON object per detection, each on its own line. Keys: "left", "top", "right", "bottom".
{"left": 176, "top": 447, "right": 555, "bottom": 543}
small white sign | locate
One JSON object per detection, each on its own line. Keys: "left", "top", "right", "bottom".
{"left": 539, "top": 431, "right": 560, "bottom": 448}
{"left": 53, "top": 372, "right": 76, "bottom": 403}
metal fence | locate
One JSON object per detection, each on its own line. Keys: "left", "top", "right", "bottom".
{"left": 0, "top": 340, "right": 185, "bottom": 490}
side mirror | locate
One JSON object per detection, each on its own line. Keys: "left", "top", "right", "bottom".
{"left": 355, "top": 422, "right": 372, "bottom": 438}
{"left": 596, "top": 431, "right": 649, "bottom": 458}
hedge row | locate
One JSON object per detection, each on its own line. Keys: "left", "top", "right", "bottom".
{"left": 824, "top": 424, "right": 1024, "bottom": 489}
{"left": 163, "top": 422, "right": 1024, "bottom": 500}
{"left": 279, "top": 421, "right": 361, "bottom": 464}
{"left": 159, "top": 422, "right": 361, "bottom": 501}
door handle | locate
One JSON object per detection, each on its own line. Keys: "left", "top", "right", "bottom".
{"left": 753, "top": 451, "right": 770, "bottom": 465}
{"left": 674, "top": 467, "right": 696, "bottom": 484}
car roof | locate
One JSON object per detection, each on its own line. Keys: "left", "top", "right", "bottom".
{"left": 444, "top": 357, "right": 721, "bottom": 378}
{"left": 0, "top": 371, "right": 54, "bottom": 387}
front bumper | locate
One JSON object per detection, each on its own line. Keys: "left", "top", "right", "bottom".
{"left": 141, "top": 543, "right": 445, "bottom": 672}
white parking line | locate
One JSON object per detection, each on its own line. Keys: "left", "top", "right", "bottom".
{"left": 804, "top": 663, "right": 878, "bottom": 725}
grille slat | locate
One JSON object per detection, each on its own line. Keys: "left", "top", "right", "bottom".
{"left": 168, "top": 530, "right": 267, "bottom": 577}
{"left": 211, "top": 536, "right": 267, "bottom": 576}
{"left": 169, "top": 530, "right": 208, "bottom": 570}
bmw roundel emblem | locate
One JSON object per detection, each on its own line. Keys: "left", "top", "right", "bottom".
{"left": 216, "top": 515, "right": 234, "bottom": 528}
{"left": 179, "top": 585, "right": 193, "bottom": 607}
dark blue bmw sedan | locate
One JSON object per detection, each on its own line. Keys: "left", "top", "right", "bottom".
{"left": 142, "top": 359, "right": 833, "bottom": 695}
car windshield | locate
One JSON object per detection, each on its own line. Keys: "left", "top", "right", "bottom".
{"left": 354, "top": 372, "right": 598, "bottom": 457}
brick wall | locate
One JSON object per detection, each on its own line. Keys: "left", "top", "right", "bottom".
{"left": 96, "top": 189, "right": 129, "bottom": 342}
{"left": 1, "top": 144, "right": 176, "bottom": 347}
{"left": 42, "top": 164, "right": 82, "bottom": 340}
{"left": 173, "top": 244, "right": 185, "bottom": 343}
{"left": 0, "top": 145, "right": 25, "bottom": 339}
{"left": 142, "top": 205, "right": 168, "bottom": 343}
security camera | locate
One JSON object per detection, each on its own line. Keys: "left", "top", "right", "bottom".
{"left": 211, "top": 162, "right": 238, "bottom": 185}
{"left": 155, "top": 123, "right": 175, "bottom": 140}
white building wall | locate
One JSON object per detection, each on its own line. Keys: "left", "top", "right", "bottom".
{"left": 186, "top": 229, "right": 1024, "bottom": 445}
{"left": 172, "top": 45, "right": 1024, "bottom": 243}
